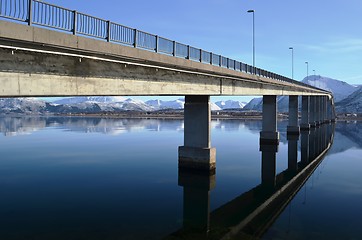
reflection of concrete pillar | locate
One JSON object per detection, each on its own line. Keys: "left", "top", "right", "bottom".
{"left": 287, "top": 134, "right": 299, "bottom": 172}
{"left": 287, "top": 96, "right": 300, "bottom": 134}
{"left": 322, "top": 124, "right": 327, "bottom": 151}
{"left": 178, "top": 169, "right": 215, "bottom": 233}
{"left": 300, "top": 96, "right": 310, "bottom": 130}
{"left": 309, "top": 96, "right": 316, "bottom": 128}
{"left": 260, "top": 144, "right": 278, "bottom": 186}
{"left": 179, "top": 95, "right": 216, "bottom": 171}
{"left": 308, "top": 128, "right": 316, "bottom": 160}
{"left": 260, "top": 95, "right": 279, "bottom": 145}
{"left": 301, "top": 130, "right": 310, "bottom": 165}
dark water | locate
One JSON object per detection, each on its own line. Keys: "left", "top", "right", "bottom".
{"left": 0, "top": 117, "right": 361, "bottom": 239}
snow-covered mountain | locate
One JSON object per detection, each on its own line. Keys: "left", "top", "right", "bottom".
{"left": 210, "top": 102, "right": 222, "bottom": 111}
{"left": 243, "top": 97, "right": 263, "bottom": 111}
{"left": 336, "top": 86, "right": 362, "bottom": 113}
{"left": 146, "top": 99, "right": 184, "bottom": 110}
{"left": 54, "top": 97, "right": 154, "bottom": 112}
{"left": 303, "top": 75, "right": 356, "bottom": 102}
{"left": 242, "top": 96, "right": 291, "bottom": 112}
{"left": 215, "top": 100, "right": 247, "bottom": 110}
{"left": 146, "top": 98, "right": 221, "bottom": 111}
{"left": 54, "top": 96, "right": 126, "bottom": 105}
{"left": 0, "top": 98, "right": 48, "bottom": 114}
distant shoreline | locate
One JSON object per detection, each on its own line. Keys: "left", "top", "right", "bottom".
{"left": 1, "top": 112, "right": 361, "bottom": 121}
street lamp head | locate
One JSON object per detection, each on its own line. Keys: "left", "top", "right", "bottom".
{"left": 247, "top": 10, "right": 254, "bottom": 13}
{"left": 289, "top": 47, "right": 293, "bottom": 50}
{"left": 305, "top": 61, "right": 308, "bottom": 64}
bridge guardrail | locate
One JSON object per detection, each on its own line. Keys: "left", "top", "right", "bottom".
{"left": 0, "top": 0, "right": 329, "bottom": 94}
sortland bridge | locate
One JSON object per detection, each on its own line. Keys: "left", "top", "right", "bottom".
{"left": 0, "top": 0, "right": 335, "bottom": 171}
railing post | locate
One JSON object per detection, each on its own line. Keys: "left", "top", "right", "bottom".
{"left": 226, "top": 58, "right": 229, "bottom": 68}
{"left": 107, "top": 20, "right": 111, "bottom": 42}
{"left": 210, "top": 53, "right": 213, "bottom": 65}
{"left": 173, "top": 41, "right": 176, "bottom": 56}
{"left": 72, "top": 10, "right": 77, "bottom": 35}
{"left": 155, "top": 35, "right": 159, "bottom": 52}
{"left": 187, "top": 45, "right": 190, "bottom": 59}
{"left": 219, "top": 55, "right": 222, "bottom": 67}
{"left": 134, "top": 29, "right": 138, "bottom": 48}
{"left": 199, "top": 49, "right": 202, "bottom": 62}
{"left": 28, "top": 0, "right": 33, "bottom": 26}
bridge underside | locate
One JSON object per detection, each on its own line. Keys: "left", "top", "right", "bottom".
{"left": 0, "top": 45, "right": 324, "bottom": 98}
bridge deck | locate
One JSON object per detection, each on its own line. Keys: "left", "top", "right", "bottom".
{"left": 0, "top": 20, "right": 330, "bottom": 98}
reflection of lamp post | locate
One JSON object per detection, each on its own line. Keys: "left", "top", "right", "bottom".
{"left": 247, "top": 9, "right": 255, "bottom": 74}
{"left": 289, "top": 47, "right": 294, "bottom": 79}
{"left": 305, "top": 61, "right": 309, "bottom": 80}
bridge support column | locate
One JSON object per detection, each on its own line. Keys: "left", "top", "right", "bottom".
{"left": 320, "top": 96, "right": 326, "bottom": 124}
{"left": 287, "top": 96, "right": 300, "bottom": 135}
{"left": 315, "top": 96, "right": 321, "bottom": 126}
{"left": 300, "top": 96, "right": 310, "bottom": 130}
{"left": 326, "top": 98, "right": 332, "bottom": 123}
{"left": 309, "top": 96, "right": 316, "bottom": 128}
{"left": 260, "top": 95, "right": 279, "bottom": 145}
{"left": 179, "top": 95, "right": 216, "bottom": 172}
{"left": 328, "top": 98, "right": 336, "bottom": 123}
{"left": 323, "top": 96, "right": 328, "bottom": 123}
{"left": 321, "top": 96, "right": 326, "bottom": 124}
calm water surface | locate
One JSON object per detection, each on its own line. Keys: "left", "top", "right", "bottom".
{"left": 0, "top": 117, "right": 361, "bottom": 239}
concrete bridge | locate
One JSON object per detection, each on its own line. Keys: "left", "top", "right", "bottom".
{"left": 0, "top": 0, "right": 335, "bottom": 171}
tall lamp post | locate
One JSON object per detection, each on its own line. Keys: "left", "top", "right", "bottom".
{"left": 247, "top": 9, "right": 255, "bottom": 74}
{"left": 313, "top": 70, "right": 316, "bottom": 80}
{"left": 305, "top": 61, "right": 309, "bottom": 80}
{"left": 289, "top": 47, "right": 294, "bottom": 79}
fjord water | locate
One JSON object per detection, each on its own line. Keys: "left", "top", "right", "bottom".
{"left": 0, "top": 117, "right": 361, "bottom": 239}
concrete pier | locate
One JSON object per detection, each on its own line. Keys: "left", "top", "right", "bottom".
{"left": 315, "top": 97, "right": 321, "bottom": 126}
{"left": 179, "top": 95, "right": 216, "bottom": 171}
{"left": 300, "top": 96, "right": 310, "bottom": 130}
{"left": 326, "top": 98, "right": 332, "bottom": 123}
{"left": 323, "top": 96, "right": 328, "bottom": 123}
{"left": 309, "top": 96, "right": 316, "bottom": 128}
{"left": 287, "top": 96, "right": 300, "bottom": 134}
{"left": 260, "top": 95, "right": 279, "bottom": 145}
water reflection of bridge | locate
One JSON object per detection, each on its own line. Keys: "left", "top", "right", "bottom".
{"left": 169, "top": 123, "right": 335, "bottom": 239}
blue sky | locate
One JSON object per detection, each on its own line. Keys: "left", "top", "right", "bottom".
{"left": 42, "top": 0, "right": 362, "bottom": 102}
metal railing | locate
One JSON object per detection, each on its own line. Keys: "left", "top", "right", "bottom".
{"left": 0, "top": 0, "right": 327, "bottom": 92}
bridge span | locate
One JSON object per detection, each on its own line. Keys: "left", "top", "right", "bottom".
{"left": 0, "top": 0, "right": 335, "bottom": 171}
